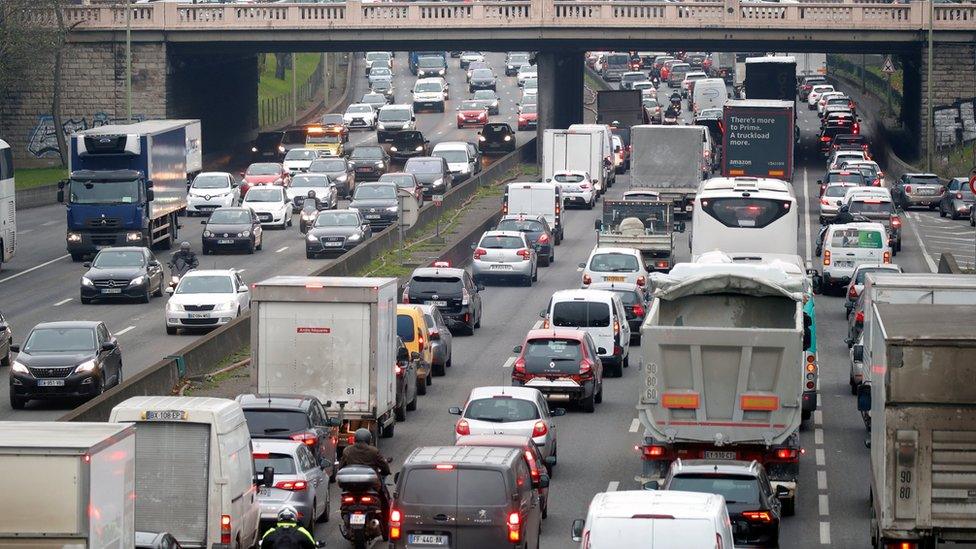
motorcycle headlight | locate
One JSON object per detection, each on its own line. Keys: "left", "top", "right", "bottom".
{"left": 74, "top": 359, "right": 97, "bottom": 374}
{"left": 251, "top": 146, "right": 258, "bottom": 153}
{"left": 415, "top": 145, "right": 424, "bottom": 151}
{"left": 128, "top": 275, "right": 146, "bottom": 287}
{"left": 203, "top": 231, "right": 213, "bottom": 237}
{"left": 81, "top": 277, "right": 94, "bottom": 287}
{"left": 278, "top": 145, "right": 286, "bottom": 153}
{"left": 126, "top": 231, "right": 142, "bottom": 242}
{"left": 504, "top": 135, "right": 512, "bottom": 141}
{"left": 390, "top": 146, "right": 398, "bottom": 152}
{"left": 375, "top": 161, "right": 385, "bottom": 168}
{"left": 386, "top": 206, "right": 398, "bottom": 213}
{"left": 302, "top": 213, "right": 317, "bottom": 221}
{"left": 10, "top": 360, "right": 29, "bottom": 375}
{"left": 306, "top": 233, "right": 318, "bottom": 242}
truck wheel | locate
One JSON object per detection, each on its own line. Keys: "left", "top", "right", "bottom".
{"left": 381, "top": 421, "right": 395, "bottom": 438}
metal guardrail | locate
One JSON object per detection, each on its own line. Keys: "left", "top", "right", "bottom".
{"left": 52, "top": 1, "right": 976, "bottom": 33}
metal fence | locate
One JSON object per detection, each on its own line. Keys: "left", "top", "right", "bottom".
{"left": 258, "top": 54, "right": 325, "bottom": 128}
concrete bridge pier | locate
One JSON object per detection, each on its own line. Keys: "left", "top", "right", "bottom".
{"left": 536, "top": 50, "right": 585, "bottom": 160}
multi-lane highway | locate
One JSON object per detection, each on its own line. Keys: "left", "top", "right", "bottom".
{"left": 0, "top": 51, "right": 530, "bottom": 421}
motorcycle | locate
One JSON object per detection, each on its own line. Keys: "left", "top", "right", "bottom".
{"left": 167, "top": 257, "right": 196, "bottom": 292}
{"left": 298, "top": 198, "right": 326, "bottom": 235}
{"left": 651, "top": 76, "right": 660, "bottom": 88}
{"left": 336, "top": 460, "right": 393, "bottom": 549}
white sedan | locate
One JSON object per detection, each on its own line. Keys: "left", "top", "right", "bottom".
{"left": 242, "top": 185, "right": 292, "bottom": 230}
{"left": 165, "top": 269, "right": 250, "bottom": 335}
{"left": 343, "top": 103, "right": 377, "bottom": 130}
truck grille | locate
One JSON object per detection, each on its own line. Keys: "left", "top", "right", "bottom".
{"left": 91, "top": 234, "right": 120, "bottom": 246}
{"left": 92, "top": 278, "right": 131, "bottom": 288}
{"left": 29, "top": 366, "right": 74, "bottom": 378}
{"left": 85, "top": 217, "right": 122, "bottom": 229}
{"left": 183, "top": 304, "right": 215, "bottom": 312}
{"left": 931, "top": 430, "right": 976, "bottom": 522}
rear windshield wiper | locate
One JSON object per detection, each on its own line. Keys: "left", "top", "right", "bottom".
{"left": 263, "top": 427, "right": 292, "bottom": 433}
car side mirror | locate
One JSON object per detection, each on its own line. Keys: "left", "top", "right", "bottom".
{"left": 535, "top": 473, "right": 550, "bottom": 489}
{"left": 775, "top": 485, "right": 790, "bottom": 498}
{"left": 817, "top": 179, "right": 823, "bottom": 185}
{"left": 578, "top": 262, "right": 586, "bottom": 269}
{"left": 410, "top": 351, "right": 421, "bottom": 361}
{"left": 57, "top": 189, "right": 65, "bottom": 203}
{"left": 643, "top": 480, "right": 660, "bottom": 490}
{"left": 448, "top": 406, "right": 462, "bottom": 415}
{"left": 165, "top": 286, "right": 175, "bottom": 295}
{"left": 397, "top": 347, "right": 409, "bottom": 361}
{"left": 593, "top": 219, "right": 603, "bottom": 231}
{"left": 146, "top": 189, "right": 155, "bottom": 201}
{"left": 539, "top": 310, "right": 546, "bottom": 318}
{"left": 393, "top": 471, "right": 401, "bottom": 484}
{"left": 857, "top": 383, "right": 872, "bottom": 412}
{"left": 550, "top": 408, "right": 566, "bottom": 417}
{"left": 571, "top": 519, "right": 585, "bottom": 542}
{"left": 853, "top": 344, "right": 864, "bottom": 362}
{"left": 238, "top": 285, "right": 248, "bottom": 293}
{"left": 327, "top": 417, "right": 342, "bottom": 427}
{"left": 83, "top": 262, "right": 92, "bottom": 268}
{"left": 512, "top": 344, "right": 522, "bottom": 354}
{"left": 476, "top": 283, "right": 486, "bottom": 292}
{"left": 200, "top": 220, "right": 208, "bottom": 225}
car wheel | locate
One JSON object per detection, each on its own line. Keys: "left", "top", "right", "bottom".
{"left": 951, "top": 210, "right": 960, "bottom": 220}
{"left": 539, "top": 254, "right": 550, "bottom": 267}
{"left": 532, "top": 267, "right": 538, "bottom": 282}
{"left": 247, "top": 240, "right": 255, "bottom": 254}
{"left": 940, "top": 206, "right": 947, "bottom": 217}
{"left": 306, "top": 251, "right": 314, "bottom": 260}
{"left": 417, "top": 377, "right": 427, "bottom": 396}
{"left": 256, "top": 236, "right": 263, "bottom": 251}
{"left": 381, "top": 420, "right": 395, "bottom": 438}
{"left": 446, "top": 358, "right": 452, "bottom": 368}
{"left": 9, "top": 391, "right": 27, "bottom": 410}
{"left": 971, "top": 215, "right": 975, "bottom": 227}
{"left": 166, "top": 326, "right": 178, "bottom": 335}
{"left": 406, "top": 391, "right": 418, "bottom": 411}
{"left": 395, "top": 398, "right": 407, "bottom": 421}
{"left": 474, "top": 312, "right": 481, "bottom": 329}
{"left": 432, "top": 360, "right": 446, "bottom": 377}
{"left": 153, "top": 278, "right": 164, "bottom": 297}
{"left": 594, "top": 383, "right": 603, "bottom": 404}
{"left": 781, "top": 496, "right": 796, "bottom": 517}
{"left": 115, "top": 363, "right": 123, "bottom": 387}
{"left": 0, "top": 343, "right": 9, "bottom": 367}
{"left": 580, "top": 392, "right": 595, "bottom": 413}
{"left": 141, "top": 288, "right": 151, "bottom": 304}
{"left": 81, "top": 295, "right": 93, "bottom": 305}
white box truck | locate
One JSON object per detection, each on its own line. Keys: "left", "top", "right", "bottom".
{"left": 0, "top": 422, "right": 135, "bottom": 549}
{"left": 542, "top": 128, "right": 613, "bottom": 195}
{"left": 638, "top": 261, "right": 806, "bottom": 515}
{"left": 250, "top": 276, "right": 399, "bottom": 446}
{"left": 109, "top": 396, "right": 262, "bottom": 549}
{"left": 630, "top": 125, "right": 707, "bottom": 217}
{"left": 860, "top": 303, "right": 976, "bottom": 548}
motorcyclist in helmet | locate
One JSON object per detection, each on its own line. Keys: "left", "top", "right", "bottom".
{"left": 339, "top": 428, "right": 392, "bottom": 514}
{"left": 168, "top": 241, "right": 198, "bottom": 278}
{"left": 669, "top": 91, "right": 682, "bottom": 107}
{"left": 664, "top": 104, "right": 680, "bottom": 121}
{"left": 303, "top": 189, "right": 323, "bottom": 212}
{"left": 260, "top": 506, "right": 316, "bottom": 549}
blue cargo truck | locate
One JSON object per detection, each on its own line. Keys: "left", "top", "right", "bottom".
{"left": 59, "top": 120, "right": 198, "bottom": 260}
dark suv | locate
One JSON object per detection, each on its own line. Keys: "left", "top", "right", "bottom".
{"left": 403, "top": 266, "right": 484, "bottom": 335}
{"left": 347, "top": 146, "right": 390, "bottom": 182}
{"left": 236, "top": 393, "right": 341, "bottom": 481}
{"left": 658, "top": 459, "right": 785, "bottom": 546}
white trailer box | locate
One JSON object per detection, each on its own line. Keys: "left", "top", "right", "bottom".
{"left": 542, "top": 129, "right": 609, "bottom": 193}
{"left": 0, "top": 422, "right": 136, "bottom": 549}
{"left": 250, "top": 276, "right": 398, "bottom": 441}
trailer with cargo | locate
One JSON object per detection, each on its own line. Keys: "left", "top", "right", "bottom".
{"left": 594, "top": 199, "right": 682, "bottom": 272}
{"left": 629, "top": 125, "right": 707, "bottom": 217}
{"left": 250, "top": 276, "right": 399, "bottom": 446}
{"left": 59, "top": 120, "right": 199, "bottom": 260}
{"left": 637, "top": 262, "right": 808, "bottom": 515}
{"left": 722, "top": 100, "right": 795, "bottom": 181}
{"left": 0, "top": 422, "right": 136, "bottom": 548}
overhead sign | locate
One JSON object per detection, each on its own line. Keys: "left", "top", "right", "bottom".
{"left": 881, "top": 56, "right": 896, "bottom": 74}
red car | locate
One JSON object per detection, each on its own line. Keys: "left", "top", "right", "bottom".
{"left": 518, "top": 104, "right": 538, "bottom": 131}
{"left": 239, "top": 162, "right": 290, "bottom": 197}
{"left": 511, "top": 328, "right": 604, "bottom": 413}
{"left": 456, "top": 100, "right": 489, "bottom": 129}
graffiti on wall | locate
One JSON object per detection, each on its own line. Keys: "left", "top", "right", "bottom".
{"left": 27, "top": 112, "right": 146, "bottom": 158}
{"left": 934, "top": 98, "right": 976, "bottom": 149}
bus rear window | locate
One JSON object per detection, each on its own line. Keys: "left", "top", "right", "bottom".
{"left": 700, "top": 197, "right": 792, "bottom": 229}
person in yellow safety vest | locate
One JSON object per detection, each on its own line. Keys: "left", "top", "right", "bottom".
{"left": 261, "top": 506, "right": 316, "bottom": 549}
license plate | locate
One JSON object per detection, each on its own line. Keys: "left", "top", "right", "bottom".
{"left": 188, "top": 313, "right": 210, "bottom": 319}
{"left": 918, "top": 188, "right": 936, "bottom": 195}
{"left": 258, "top": 487, "right": 270, "bottom": 497}
{"left": 324, "top": 241, "right": 343, "bottom": 247}
{"left": 835, "top": 260, "right": 854, "bottom": 268}
{"left": 350, "top": 513, "right": 366, "bottom": 526}
{"left": 356, "top": 168, "right": 371, "bottom": 173}
{"left": 37, "top": 379, "right": 65, "bottom": 387}
{"left": 490, "top": 264, "right": 513, "bottom": 270}
{"left": 408, "top": 534, "right": 448, "bottom": 546}
{"left": 704, "top": 451, "right": 736, "bottom": 460}
{"left": 425, "top": 300, "right": 447, "bottom": 307}
{"left": 217, "top": 239, "right": 233, "bottom": 244}
{"left": 604, "top": 276, "right": 626, "bottom": 282}
{"left": 365, "top": 214, "right": 381, "bottom": 219}
{"left": 101, "top": 288, "right": 122, "bottom": 294}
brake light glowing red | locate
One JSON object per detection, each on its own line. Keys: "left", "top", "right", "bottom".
{"left": 275, "top": 480, "right": 308, "bottom": 491}
{"left": 636, "top": 276, "right": 646, "bottom": 287}
{"left": 582, "top": 274, "right": 592, "bottom": 285}
{"left": 532, "top": 420, "right": 548, "bottom": 437}
{"left": 823, "top": 250, "right": 831, "bottom": 266}
{"left": 632, "top": 304, "right": 645, "bottom": 317}
{"left": 537, "top": 233, "right": 549, "bottom": 243}
{"left": 435, "top": 464, "right": 455, "bottom": 470}
{"left": 390, "top": 508, "right": 402, "bottom": 540}
{"left": 848, "top": 285, "right": 858, "bottom": 300}
{"left": 508, "top": 512, "right": 521, "bottom": 542}
{"left": 890, "top": 216, "right": 902, "bottom": 228}
{"left": 513, "top": 358, "right": 526, "bottom": 374}
{"left": 642, "top": 445, "right": 665, "bottom": 459}
{"left": 455, "top": 419, "right": 470, "bottom": 436}
{"left": 517, "top": 248, "right": 531, "bottom": 261}
{"left": 524, "top": 450, "right": 541, "bottom": 482}
{"left": 473, "top": 247, "right": 487, "bottom": 260}
{"left": 290, "top": 432, "right": 318, "bottom": 447}
{"left": 883, "top": 251, "right": 891, "bottom": 264}
{"left": 742, "top": 510, "right": 773, "bottom": 523}
{"left": 220, "top": 515, "right": 232, "bottom": 544}
{"left": 855, "top": 311, "right": 865, "bottom": 324}
{"left": 775, "top": 448, "right": 798, "bottom": 460}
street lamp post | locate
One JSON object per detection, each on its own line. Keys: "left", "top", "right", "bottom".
{"left": 926, "top": 0, "right": 934, "bottom": 172}
{"left": 125, "top": 0, "right": 132, "bottom": 123}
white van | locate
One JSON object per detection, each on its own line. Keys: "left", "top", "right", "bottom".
{"left": 504, "top": 182, "right": 564, "bottom": 243}
{"left": 690, "top": 124, "right": 716, "bottom": 175}
{"left": 544, "top": 289, "right": 631, "bottom": 377}
{"left": 568, "top": 123, "right": 616, "bottom": 188}
{"left": 412, "top": 77, "right": 449, "bottom": 113}
{"left": 692, "top": 77, "right": 729, "bottom": 115}
{"left": 572, "top": 490, "right": 736, "bottom": 549}
{"left": 821, "top": 221, "right": 891, "bottom": 292}
{"left": 110, "top": 396, "right": 261, "bottom": 549}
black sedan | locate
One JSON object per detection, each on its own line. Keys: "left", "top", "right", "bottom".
{"left": 8, "top": 320, "right": 123, "bottom": 409}
{"left": 80, "top": 247, "right": 165, "bottom": 304}
{"left": 201, "top": 207, "right": 264, "bottom": 254}
{"left": 308, "top": 157, "right": 356, "bottom": 198}
{"left": 251, "top": 131, "right": 286, "bottom": 162}
{"left": 389, "top": 130, "right": 430, "bottom": 162}
{"left": 468, "top": 68, "right": 497, "bottom": 93}
{"left": 347, "top": 146, "right": 390, "bottom": 182}
{"left": 305, "top": 209, "right": 373, "bottom": 258}
{"left": 349, "top": 182, "right": 400, "bottom": 230}
{"left": 478, "top": 123, "right": 517, "bottom": 155}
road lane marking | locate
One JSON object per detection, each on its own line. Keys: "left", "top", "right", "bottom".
{"left": 820, "top": 522, "right": 831, "bottom": 545}
{"left": 815, "top": 428, "right": 824, "bottom": 445}
{"left": 532, "top": 320, "right": 543, "bottom": 330}
{"left": 906, "top": 213, "right": 938, "bottom": 273}
{"left": 802, "top": 167, "right": 812, "bottom": 263}
{"left": 502, "top": 356, "right": 516, "bottom": 369}
{"left": 819, "top": 494, "right": 829, "bottom": 516}
{"left": 19, "top": 229, "right": 32, "bottom": 234}
{"left": 0, "top": 254, "right": 71, "bottom": 285}
{"left": 814, "top": 410, "right": 823, "bottom": 426}
{"left": 817, "top": 470, "right": 827, "bottom": 491}
{"left": 115, "top": 325, "right": 136, "bottom": 336}
{"left": 815, "top": 448, "right": 825, "bottom": 466}
{"left": 606, "top": 481, "right": 619, "bottom": 492}
{"left": 54, "top": 298, "right": 72, "bottom": 306}
{"left": 629, "top": 418, "right": 640, "bottom": 433}
{"left": 275, "top": 246, "right": 289, "bottom": 253}
{"left": 41, "top": 220, "right": 59, "bottom": 227}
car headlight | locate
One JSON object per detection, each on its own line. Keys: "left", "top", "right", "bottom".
{"left": 203, "top": 231, "right": 213, "bottom": 237}
{"left": 439, "top": 69, "right": 445, "bottom": 75}
{"left": 415, "top": 145, "right": 424, "bottom": 152}
{"left": 238, "top": 231, "right": 249, "bottom": 237}
{"left": 251, "top": 146, "right": 258, "bottom": 153}
{"left": 504, "top": 135, "right": 512, "bottom": 141}
{"left": 377, "top": 124, "right": 385, "bottom": 130}
{"left": 432, "top": 178, "right": 445, "bottom": 188}
{"left": 390, "top": 146, "right": 398, "bottom": 152}
{"left": 507, "top": 65, "right": 514, "bottom": 69}
{"left": 167, "top": 301, "right": 183, "bottom": 312}
{"left": 67, "top": 232, "right": 82, "bottom": 243}
{"left": 81, "top": 277, "right": 94, "bottom": 287}
{"left": 126, "top": 231, "right": 142, "bottom": 242}
{"left": 306, "top": 233, "right": 318, "bottom": 242}
{"left": 74, "top": 359, "right": 97, "bottom": 374}
{"left": 10, "top": 360, "right": 29, "bottom": 375}
{"left": 214, "top": 301, "right": 235, "bottom": 312}
{"left": 348, "top": 233, "right": 361, "bottom": 241}
{"left": 375, "top": 161, "right": 385, "bottom": 168}
{"left": 128, "top": 275, "right": 146, "bottom": 287}
{"left": 386, "top": 206, "right": 398, "bottom": 213}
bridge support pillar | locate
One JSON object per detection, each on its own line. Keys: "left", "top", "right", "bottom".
{"left": 536, "top": 50, "right": 585, "bottom": 160}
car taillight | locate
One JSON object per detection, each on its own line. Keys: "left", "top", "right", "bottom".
{"left": 582, "top": 274, "right": 592, "bottom": 285}
{"left": 890, "top": 216, "right": 901, "bottom": 228}
{"left": 820, "top": 136, "right": 831, "bottom": 142}
{"left": 418, "top": 334, "right": 425, "bottom": 353}
{"left": 883, "top": 251, "right": 891, "bottom": 264}
{"left": 390, "top": 509, "right": 402, "bottom": 540}
{"left": 220, "top": 515, "right": 231, "bottom": 544}
{"left": 395, "top": 363, "right": 403, "bottom": 376}
{"left": 517, "top": 248, "right": 531, "bottom": 261}
{"left": 905, "top": 185, "right": 912, "bottom": 194}
{"left": 823, "top": 250, "right": 831, "bottom": 266}
{"left": 508, "top": 512, "right": 521, "bottom": 542}
{"left": 642, "top": 445, "right": 665, "bottom": 459}
{"left": 855, "top": 310, "right": 865, "bottom": 324}
{"left": 820, "top": 198, "right": 830, "bottom": 206}
{"left": 461, "top": 288, "right": 471, "bottom": 306}
{"left": 580, "top": 183, "right": 591, "bottom": 190}
{"left": 775, "top": 448, "right": 799, "bottom": 460}
{"left": 742, "top": 510, "right": 774, "bottom": 523}
{"left": 852, "top": 123, "right": 860, "bottom": 134}
{"left": 290, "top": 432, "right": 318, "bottom": 447}
{"left": 632, "top": 304, "right": 645, "bottom": 318}
{"left": 473, "top": 247, "right": 487, "bottom": 260}
{"left": 636, "top": 276, "right": 646, "bottom": 287}
{"left": 513, "top": 358, "right": 526, "bottom": 374}
{"left": 613, "top": 320, "right": 620, "bottom": 335}
{"left": 456, "top": 419, "right": 470, "bottom": 436}
{"left": 524, "top": 450, "right": 540, "bottom": 482}
{"left": 342, "top": 495, "right": 356, "bottom": 504}
{"left": 848, "top": 285, "right": 858, "bottom": 300}
{"left": 957, "top": 192, "right": 964, "bottom": 200}
{"left": 537, "top": 233, "right": 550, "bottom": 244}
{"left": 275, "top": 480, "right": 308, "bottom": 491}
{"left": 402, "top": 286, "right": 410, "bottom": 304}
{"left": 532, "top": 420, "right": 548, "bottom": 437}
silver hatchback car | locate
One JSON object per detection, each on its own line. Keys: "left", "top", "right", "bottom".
{"left": 471, "top": 230, "right": 538, "bottom": 286}
{"left": 253, "top": 439, "right": 330, "bottom": 530}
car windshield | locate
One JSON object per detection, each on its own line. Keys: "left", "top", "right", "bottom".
{"left": 824, "top": 185, "right": 852, "bottom": 198}
{"left": 192, "top": 174, "right": 230, "bottom": 189}
{"left": 291, "top": 175, "right": 331, "bottom": 189}
{"left": 497, "top": 219, "right": 544, "bottom": 233}
{"left": 253, "top": 452, "right": 297, "bottom": 475}
{"left": 521, "top": 104, "right": 537, "bottom": 114}
{"left": 472, "top": 69, "right": 493, "bottom": 79}
{"left": 524, "top": 338, "right": 583, "bottom": 374}
{"left": 24, "top": 327, "right": 96, "bottom": 353}
{"left": 347, "top": 104, "right": 372, "bottom": 114}
{"left": 830, "top": 227, "right": 885, "bottom": 249}
{"left": 247, "top": 163, "right": 280, "bottom": 176}
{"left": 415, "top": 82, "right": 443, "bottom": 93}
{"left": 372, "top": 80, "right": 391, "bottom": 90}
{"left": 354, "top": 185, "right": 396, "bottom": 200}
{"left": 69, "top": 178, "right": 140, "bottom": 205}
{"left": 908, "top": 175, "right": 941, "bottom": 185}
{"left": 465, "top": 397, "right": 540, "bottom": 422}
{"left": 460, "top": 101, "right": 483, "bottom": 110}
{"left": 589, "top": 253, "right": 639, "bottom": 272}
{"left": 322, "top": 114, "right": 343, "bottom": 125}
{"left": 473, "top": 90, "right": 497, "bottom": 100}
{"left": 418, "top": 57, "right": 444, "bottom": 68}
{"left": 315, "top": 211, "right": 360, "bottom": 227}
{"left": 523, "top": 78, "right": 538, "bottom": 88}
{"left": 307, "top": 134, "right": 341, "bottom": 144}
{"left": 283, "top": 129, "right": 306, "bottom": 144}
{"left": 366, "top": 52, "right": 390, "bottom": 62}
{"left": 509, "top": 54, "right": 529, "bottom": 63}
{"left": 612, "top": 289, "right": 641, "bottom": 305}
{"left": 352, "top": 147, "right": 384, "bottom": 160}
{"left": 244, "top": 188, "right": 282, "bottom": 202}
{"left": 552, "top": 301, "right": 611, "bottom": 328}
{"left": 405, "top": 159, "right": 442, "bottom": 174}
{"left": 93, "top": 250, "right": 145, "bottom": 268}
{"left": 396, "top": 314, "right": 415, "bottom": 342}
{"left": 379, "top": 109, "right": 410, "bottom": 122}
{"left": 829, "top": 173, "right": 865, "bottom": 184}
{"left": 209, "top": 209, "right": 251, "bottom": 224}
{"left": 371, "top": 67, "right": 391, "bottom": 76}
{"left": 285, "top": 149, "right": 318, "bottom": 161}
{"left": 668, "top": 474, "right": 760, "bottom": 505}
{"left": 433, "top": 150, "right": 468, "bottom": 164}
{"left": 849, "top": 200, "right": 893, "bottom": 215}
{"left": 255, "top": 133, "right": 282, "bottom": 146}
{"left": 855, "top": 267, "right": 899, "bottom": 284}
{"left": 309, "top": 158, "right": 347, "bottom": 172}
{"left": 177, "top": 275, "right": 234, "bottom": 294}
{"left": 480, "top": 235, "right": 524, "bottom": 249}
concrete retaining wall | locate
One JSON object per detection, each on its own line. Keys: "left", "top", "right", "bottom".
{"left": 61, "top": 138, "right": 535, "bottom": 421}
{"left": 15, "top": 184, "right": 60, "bottom": 210}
